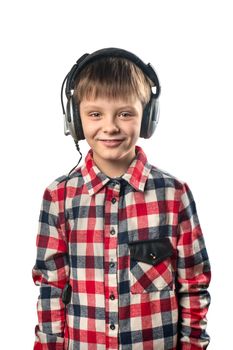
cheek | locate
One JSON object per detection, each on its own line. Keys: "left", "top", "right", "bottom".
{"left": 125, "top": 122, "right": 141, "bottom": 136}
{"left": 82, "top": 121, "right": 97, "bottom": 137}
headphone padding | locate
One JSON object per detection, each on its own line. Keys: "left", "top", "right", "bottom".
{"left": 140, "top": 97, "right": 159, "bottom": 139}
{"left": 71, "top": 97, "right": 85, "bottom": 141}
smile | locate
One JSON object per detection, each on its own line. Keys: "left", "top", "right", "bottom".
{"left": 99, "top": 140, "right": 124, "bottom": 147}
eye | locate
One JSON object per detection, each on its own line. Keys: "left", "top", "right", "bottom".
{"left": 119, "top": 112, "right": 132, "bottom": 118}
{"left": 89, "top": 112, "right": 101, "bottom": 118}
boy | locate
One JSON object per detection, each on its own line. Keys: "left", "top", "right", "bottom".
{"left": 32, "top": 48, "right": 211, "bottom": 350}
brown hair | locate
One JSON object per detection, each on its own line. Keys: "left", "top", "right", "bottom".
{"left": 74, "top": 57, "right": 153, "bottom": 108}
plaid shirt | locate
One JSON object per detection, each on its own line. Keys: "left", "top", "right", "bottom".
{"left": 32, "top": 145, "right": 211, "bottom": 350}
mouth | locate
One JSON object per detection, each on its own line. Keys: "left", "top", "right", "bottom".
{"left": 99, "top": 139, "right": 124, "bottom": 141}
{"left": 99, "top": 139, "right": 124, "bottom": 147}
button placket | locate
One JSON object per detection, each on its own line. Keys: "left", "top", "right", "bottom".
{"left": 104, "top": 182, "right": 120, "bottom": 343}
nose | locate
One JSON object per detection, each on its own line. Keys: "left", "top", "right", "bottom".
{"left": 102, "top": 117, "right": 120, "bottom": 134}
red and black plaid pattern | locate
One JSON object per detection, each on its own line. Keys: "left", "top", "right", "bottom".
{"left": 32, "top": 145, "right": 211, "bottom": 349}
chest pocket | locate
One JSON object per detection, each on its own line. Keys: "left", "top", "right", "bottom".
{"left": 128, "top": 238, "right": 174, "bottom": 294}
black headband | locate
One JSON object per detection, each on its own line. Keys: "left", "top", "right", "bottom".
{"left": 65, "top": 47, "right": 161, "bottom": 99}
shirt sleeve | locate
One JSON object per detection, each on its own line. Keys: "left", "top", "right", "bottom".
{"left": 176, "top": 182, "right": 211, "bottom": 349}
{"left": 32, "top": 186, "right": 69, "bottom": 350}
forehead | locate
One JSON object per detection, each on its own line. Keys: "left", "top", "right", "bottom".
{"left": 80, "top": 96, "right": 142, "bottom": 109}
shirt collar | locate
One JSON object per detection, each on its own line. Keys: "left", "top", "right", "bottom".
{"left": 81, "top": 145, "right": 152, "bottom": 196}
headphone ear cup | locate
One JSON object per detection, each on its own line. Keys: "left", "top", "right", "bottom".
{"left": 71, "top": 96, "right": 85, "bottom": 141}
{"left": 140, "top": 97, "right": 159, "bottom": 139}
{"left": 65, "top": 97, "right": 85, "bottom": 142}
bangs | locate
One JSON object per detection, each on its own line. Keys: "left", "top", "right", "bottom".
{"left": 74, "top": 57, "right": 152, "bottom": 106}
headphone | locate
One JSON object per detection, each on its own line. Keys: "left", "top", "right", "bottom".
{"left": 61, "top": 47, "right": 161, "bottom": 142}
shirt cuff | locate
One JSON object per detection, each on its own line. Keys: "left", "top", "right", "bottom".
{"left": 34, "top": 326, "right": 64, "bottom": 350}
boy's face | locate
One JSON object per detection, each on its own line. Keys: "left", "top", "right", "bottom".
{"left": 79, "top": 96, "right": 143, "bottom": 175}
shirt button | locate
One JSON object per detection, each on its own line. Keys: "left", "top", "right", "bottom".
{"left": 110, "top": 228, "right": 115, "bottom": 235}
{"left": 150, "top": 253, "right": 157, "bottom": 260}
{"left": 110, "top": 262, "right": 115, "bottom": 268}
{"left": 110, "top": 293, "right": 115, "bottom": 300}
{"left": 111, "top": 198, "right": 117, "bottom": 204}
{"left": 110, "top": 324, "right": 115, "bottom": 330}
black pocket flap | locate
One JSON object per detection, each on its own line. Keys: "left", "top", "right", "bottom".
{"left": 128, "top": 238, "right": 173, "bottom": 265}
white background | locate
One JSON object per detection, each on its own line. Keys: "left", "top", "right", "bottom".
{"left": 0, "top": 0, "right": 232, "bottom": 348}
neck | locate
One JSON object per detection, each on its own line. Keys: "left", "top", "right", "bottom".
{"left": 92, "top": 150, "right": 137, "bottom": 178}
